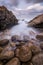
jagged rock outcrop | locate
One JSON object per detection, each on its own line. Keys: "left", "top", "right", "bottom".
{"left": 28, "top": 14, "right": 43, "bottom": 28}
{"left": 0, "top": 6, "right": 18, "bottom": 30}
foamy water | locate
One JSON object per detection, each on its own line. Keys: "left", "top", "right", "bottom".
{"left": 0, "top": 19, "right": 38, "bottom": 40}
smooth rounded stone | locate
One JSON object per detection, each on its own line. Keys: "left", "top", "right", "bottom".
{"left": 16, "top": 42, "right": 25, "bottom": 48}
{"left": 23, "top": 35, "right": 30, "bottom": 42}
{"left": 32, "top": 53, "right": 43, "bottom": 65}
{"left": 10, "top": 42, "right": 16, "bottom": 47}
{"left": 18, "top": 45, "right": 32, "bottom": 62}
{"left": 11, "top": 35, "right": 21, "bottom": 42}
{"left": 6, "top": 58, "right": 20, "bottom": 65}
{"left": 28, "top": 43, "right": 41, "bottom": 54}
{"left": 0, "top": 39, "right": 9, "bottom": 46}
{"left": 0, "top": 47, "right": 3, "bottom": 53}
{"left": 22, "top": 62, "right": 33, "bottom": 65}
{"left": 0, "top": 46, "right": 14, "bottom": 60}
{"left": 36, "top": 33, "right": 43, "bottom": 41}
{"left": 40, "top": 42, "right": 43, "bottom": 49}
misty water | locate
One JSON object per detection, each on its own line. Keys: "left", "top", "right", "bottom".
{"left": 0, "top": 18, "right": 39, "bottom": 40}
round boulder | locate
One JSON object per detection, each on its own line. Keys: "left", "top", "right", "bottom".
{"left": 6, "top": 58, "right": 20, "bottom": 65}
{"left": 18, "top": 45, "right": 32, "bottom": 62}
{"left": 32, "top": 53, "right": 43, "bottom": 65}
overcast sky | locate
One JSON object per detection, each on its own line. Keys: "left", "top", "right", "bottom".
{"left": 0, "top": 0, "right": 43, "bottom": 19}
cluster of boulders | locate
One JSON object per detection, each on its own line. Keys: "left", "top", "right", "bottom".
{"left": 0, "top": 34, "right": 43, "bottom": 65}
{"left": 28, "top": 14, "right": 43, "bottom": 28}
{"left": 0, "top": 6, "right": 18, "bottom": 31}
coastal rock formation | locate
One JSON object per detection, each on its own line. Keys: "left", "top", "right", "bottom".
{"left": 0, "top": 6, "right": 18, "bottom": 30}
{"left": 28, "top": 14, "right": 43, "bottom": 28}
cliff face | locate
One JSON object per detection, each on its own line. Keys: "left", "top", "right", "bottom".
{"left": 0, "top": 6, "right": 18, "bottom": 31}
{"left": 28, "top": 14, "right": 43, "bottom": 28}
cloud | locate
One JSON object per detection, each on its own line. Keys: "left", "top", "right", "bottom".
{"left": 26, "top": 0, "right": 43, "bottom": 3}
{"left": 26, "top": 3, "right": 43, "bottom": 11}
{"left": 0, "top": 0, "right": 19, "bottom": 6}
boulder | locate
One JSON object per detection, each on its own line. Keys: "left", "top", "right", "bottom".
{"left": 26, "top": 42, "right": 41, "bottom": 55}
{"left": 0, "top": 39, "right": 9, "bottom": 46}
{"left": 28, "top": 14, "right": 43, "bottom": 28}
{"left": 0, "top": 6, "right": 18, "bottom": 30}
{"left": 6, "top": 58, "right": 20, "bottom": 65}
{"left": 32, "top": 53, "right": 43, "bottom": 65}
{"left": 36, "top": 33, "right": 43, "bottom": 41}
{"left": 0, "top": 45, "right": 14, "bottom": 60}
{"left": 11, "top": 35, "right": 21, "bottom": 42}
{"left": 17, "top": 45, "right": 32, "bottom": 62}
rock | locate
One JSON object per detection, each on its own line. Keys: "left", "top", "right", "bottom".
{"left": 40, "top": 42, "right": 43, "bottom": 49}
{"left": 36, "top": 33, "right": 43, "bottom": 41}
{"left": 22, "top": 62, "right": 33, "bottom": 65}
{"left": 32, "top": 53, "right": 43, "bottom": 65}
{"left": 10, "top": 42, "right": 16, "bottom": 48}
{"left": 6, "top": 58, "right": 20, "bottom": 65}
{"left": 28, "top": 14, "right": 43, "bottom": 28}
{"left": 11, "top": 35, "right": 21, "bottom": 42}
{"left": 0, "top": 6, "right": 18, "bottom": 30}
{"left": 0, "top": 39, "right": 9, "bottom": 46}
{"left": 0, "top": 47, "right": 3, "bottom": 53}
{"left": 0, "top": 46, "right": 14, "bottom": 60}
{"left": 18, "top": 45, "right": 32, "bottom": 62}
{"left": 23, "top": 35, "right": 30, "bottom": 42}
{"left": 28, "top": 43, "right": 41, "bottom": 55}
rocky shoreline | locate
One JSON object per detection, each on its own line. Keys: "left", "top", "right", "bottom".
{"left": 0, "top": 33, "right": 43, "bottom": 65}
{"left": 0, "top": 6, "right": 43, "bottom": 65}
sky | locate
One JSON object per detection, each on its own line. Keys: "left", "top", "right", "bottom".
{"left": 0, "top": 0, "right": 43, "bottom": 19}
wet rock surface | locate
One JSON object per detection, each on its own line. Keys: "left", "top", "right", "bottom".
{"left": 0, "top": 39, "right": 9, "bottom": 46}
{"left": 17, "top": 45, "right": 32, "bottom": 62}
{"left": 32, "top": 53, "right": 43, "bottom": 65}
{"left": 6, "top": 58, "right": 20, "bottom": 65}
{"left": 28, "top": 14, "right": 43, "bottom": 28}
{"left": 0, "top": 6, "right": 18, "bottom": 31}
{"left": 0, "top": 34, "right": 43, "bottom": 65}
{"left": 36, "top": 33, "right": 43, "bottom": 41}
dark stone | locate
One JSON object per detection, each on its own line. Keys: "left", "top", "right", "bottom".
{"left": 0, "top": 6, "right": 18, "bottom": 31}
{"left": 36, "top": 33, "right": 43, "bottom": 41}
{"left": 0, "top": 39, "right": 9, "bottom": 46}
